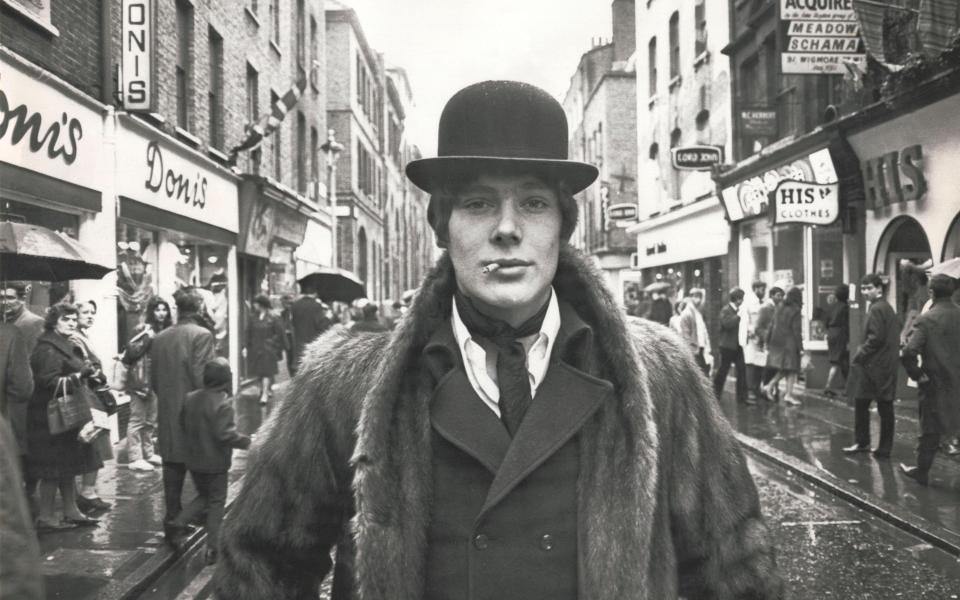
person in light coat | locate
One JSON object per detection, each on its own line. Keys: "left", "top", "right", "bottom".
{"left": 740, "top": 281, "right": 767, "bottom": 402}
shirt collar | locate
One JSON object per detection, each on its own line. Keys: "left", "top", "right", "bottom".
{"left": 451, "top": 287, "right": 560, "bottom": 359}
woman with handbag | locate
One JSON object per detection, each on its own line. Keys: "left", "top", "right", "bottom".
{"left": 243, "top": 294, "right": 287, "bottom": 406}
{"left": 25, "top": 303, "right": 101, "bottom": 531}
{"left": 121, "top": 296, "right": 172, "bottom": 471}
{"left": 73, "top": 300, "right": 115, "bottom": 514}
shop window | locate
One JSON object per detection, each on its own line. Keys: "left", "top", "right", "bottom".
{"left": 116, "top": 222, "right": 160, "bottom": 351}
{"left": 2, "top": 199, "right": 78, "bottom": 314}
{"left": 809, "top": 224, "right": 844, "bottom": 342}
{"left": 268, "top": 242, "right": 297, "bottom": 297}
{"left": 172, "top": 239, "right": 230, "bottom": 359}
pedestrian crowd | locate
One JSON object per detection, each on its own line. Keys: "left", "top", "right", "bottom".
{"left": 640, "top": 268, "right": 960, "bottom": 487}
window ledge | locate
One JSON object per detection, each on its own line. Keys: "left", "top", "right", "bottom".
{"left": 244, "top": 6, "right": 261, "bottom": 27}
{"left": 668, "top": 75, "right": 682, "bottom": 91}
{"left": 144, "top": 112, "right": 166, "bottom": 125}
{"left": 269, "top": 40, "right": 282, "bottom": 58}
{"left": 647, "top": 94, "right": 659, "bottom": 109}
{"left": 208, "top": 147, "right": 230, "bottom": 163}
{"left": 2, "top": 1, "right": 60, "bottom": 36}
{"left": 174, "top": 126, "right": 201, "bottom": 148}
{"left": 693, "top": 51, "right": 710, "bottom": 70}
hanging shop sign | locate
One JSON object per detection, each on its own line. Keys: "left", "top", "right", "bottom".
{"left": 780, "top": 0, "right": 865, "bottom": 75}
{"left": 860, "top": 144, "right": 926, "bottom": 210}
{"left": 606, "top": 203, "right": 638, "bottom": 221}
{"left": 121, "top": 0, "right": 154, "bottom": 111}
{"left": 671, "top": 145, "right": 723, "bottom": 171}
{"left": 720, "top": 147, "right": 837, "bottom": 222}
{"left": 0, "top": 55, "right": 104, "bottom": 192}
{"left": 116, "top": 120, "right": 238, "bottom": 232}
{"left": 770, "top": 180, "right": 839, "bottom": 225}
{"left": 741, "top": 109, "right": 779, "bottom": 137}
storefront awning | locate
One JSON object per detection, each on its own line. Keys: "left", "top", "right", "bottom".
{"left": 628, "top": 197, "right": 731, "bottom": 270}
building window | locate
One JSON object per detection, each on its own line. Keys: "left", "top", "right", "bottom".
{"left": 694, "top": 0, "right": 707, "bottom": 57}
{"left": 297, "top": 112, "right": 307, "bottom": 193}
{"left": 246, "top": 64, "right": 260, "bottom": 173}
{"left": 310, "top": 16, "right": 318, "bottom": 85}
{"left": 648, "top": 37, "right": 657, "bottom": 96}
{"left": 739, "top": 56, "right": 760, "bottom": 158}
{"left": 648, "top": 142, "right": 659, "bottom": 160}
{"left": 296, "top": 0, "right": 305, "bottom": 67}
{"left": 208, "top": 27, "right": 224, "bottom": 149}
{"left": 669, "top": 12, "right": 680, "bottom": 79}
{"left": 311, "top": 126, "right": 319, "bottom": 197}
{"left": 176, "top": 0, "right": 194, "bottom": 130}
{"left": 670, "top": 128, "right": 681, "bottom": 199}
{"left": 270, "top": 0, "right": 280, "bottom": 44}
{"left": 271, "top": 91, "right": 282, "bottom": 181}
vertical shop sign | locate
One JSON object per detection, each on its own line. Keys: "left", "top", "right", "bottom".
{"left": 780, "top": 0, "right": 866, "bottom": 74}
{"left": 122, "top": 0, "right": 153, "bottom": 111}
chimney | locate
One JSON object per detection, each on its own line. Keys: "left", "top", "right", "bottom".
{"left": 612, "top": 0, "right": 636, "bottom": 62}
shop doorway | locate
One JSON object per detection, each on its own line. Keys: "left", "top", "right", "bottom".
{"left": 875, "top": 216, "right": 932, "bottom": 318}
{"left": 943, "top": 211, "right": 960, "bottom": 261}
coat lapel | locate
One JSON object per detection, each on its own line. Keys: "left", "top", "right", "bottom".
{"left": 431, "top": 370, "right": 512, "bottom": 474}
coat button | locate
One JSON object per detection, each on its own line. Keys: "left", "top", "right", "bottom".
{"left": 539, "top": 534, "right": 554, "bottom": 551}
{"left": 473, "top": 534, "right": 489, "bottom": 550}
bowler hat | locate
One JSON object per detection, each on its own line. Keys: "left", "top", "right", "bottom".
{"left": 405, "top": 81, "right": 598, "bottom": 194}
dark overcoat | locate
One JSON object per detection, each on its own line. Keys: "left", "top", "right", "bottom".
{"left": 825, "top": 301, "right": 850, "bottom": 364}
{"left": 149, "top": 316, "right": 216, "bottom": 463}
{"left": 289, "top": 297, "right": 332, "bottom": 370}
{"left": 0, "top": 323, "right": 34, "bottom": 454}
{"left": 852, "top": 298, "right": 900, "bottom": 400}
{"left": 180, "top": 388, "right": 250, "bottom": 473}
{"left": 245, "top": 313, "right": 286, "bottom": 377}
{"left": 717, "top": 303, "right": 741, "bottom": 350}
{"left": 901, "top": 300, "right": 960, "bottom": 435}
{"left": 25, "top": 331, "right": 102, "bottom": 479}
{"left": 214, "top": 249, "right": 783, "bottom": 599}
{"left": 766, "top": 304, "right": 802, "bottom": 371}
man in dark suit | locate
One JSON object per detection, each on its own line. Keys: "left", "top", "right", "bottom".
{"left": 288, "top": 286, "right": 332, "bottom": 374}
{"left": 150, "top": 287, "right": 217, "bottom": 545}
{"left": 899, "top": 274, "right": 960, "bottom": 485}
{"left": 0, "top": 321, "right": 34, "bottom": 469}
{"left": 844, "top": 273, "right": 900, "bottom": 459}
{"left": 713, "top": 287, "right": 750, "bottom": 404}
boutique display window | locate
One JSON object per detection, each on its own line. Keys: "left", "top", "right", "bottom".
{"left": 116, "top": 222, "right": 160, "bottom": 350}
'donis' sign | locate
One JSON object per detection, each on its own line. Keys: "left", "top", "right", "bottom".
{"left": 122, "top": 0, "right": 153, "bottom": 111}
{"left": 770, "top": 180, "right": 839, "bottom": 225}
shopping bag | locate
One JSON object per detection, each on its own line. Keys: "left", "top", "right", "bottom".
{"left": 47, "top": 377, "right": 93, "bottom": 434}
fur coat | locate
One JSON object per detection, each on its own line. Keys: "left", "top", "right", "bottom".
{"left": 215, "top": 247, "right": 783, "bottom": 599}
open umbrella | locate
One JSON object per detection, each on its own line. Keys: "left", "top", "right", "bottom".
{"left": 644, "top": 281, "right": 672, "bottom": 294}
{"left": 297, "top": 267, "right": 366, "bottom": 303}
{"left": 928, "top": 257, "right": 960, "bottom": 279}
{"left": 0, "top": 219, "right": 113, "bottom": 282}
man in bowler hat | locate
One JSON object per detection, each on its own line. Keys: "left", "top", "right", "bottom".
{"left": 215, "top": 81, "right": 782, "bottom": 599}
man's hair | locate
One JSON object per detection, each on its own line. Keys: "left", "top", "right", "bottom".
{"left": 833, "top": 284, "right": 849, "bottom": 302}
{"left": 860, "top": 273, "right": 887, "bottom": 291}
{"left": 769, "top": 286, "right": 784, "bottom": 298}
{"left": 751, "top": 280, "right": 767, "bottom": 291}
{"left": 784, "top": 287, "right": 803, "bottom": 307}
{"left": 689, "top": 287, "right": 705, "bottom": 299}
{"left": 427, "top": 171, "right": 578, "bottom": 248}
{"left": 362, "top": 303, "right": 379, "bottom": 318}
{"left": 929, "top": 274, "right": 957, "bottom": 300}
{"left": 174, "top": 286, "right": 204, "bottom": 315}
{"left": 729, "top": 287, "right": 745, "bottom": 302}
{"left": 2, "top": 281, "right": 29, "bottom": 297}
{"left": 43, "top": 302, "right": 79, "bottom": 331}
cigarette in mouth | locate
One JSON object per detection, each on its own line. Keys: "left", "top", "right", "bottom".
{"left": 482, "top": 263, "right": 501, "bottom": 274}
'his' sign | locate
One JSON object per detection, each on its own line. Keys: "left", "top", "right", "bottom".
{"left": 122, "top": 0, "right": 153, "bottom": 111}
{"left": 770, "top": 180, "right": 839, "bottom": 225}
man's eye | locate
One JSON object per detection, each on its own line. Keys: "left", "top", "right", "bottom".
{"left": 462, "top": 198, "right": 492, "bottom": 210}
{"left": 523, "top": 197, "right": 549, "bottom": 210}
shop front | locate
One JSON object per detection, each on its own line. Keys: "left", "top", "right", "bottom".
{"left": 717, "top": 139, "right": 863, "bottom": 388}
{"left": 114, "top": 115, "right": 239, "bottom": 385}
{"left": 627, "top": 197, "right": 731, "bottom": 347}
{"left": 847, "top": 91, "right": 960, "bottom": 399}
{"left": 0, "top": 49, "right": 114, "bottom": 359}
{"left": 237, "top": 175, "right": 324, "bottom": 381}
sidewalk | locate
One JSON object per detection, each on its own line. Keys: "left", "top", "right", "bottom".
{"left": 718, "top": 378, "right": 960, "bottom": 548}
{"left": 35, "top": 389, "right": 268, "bottom": 600}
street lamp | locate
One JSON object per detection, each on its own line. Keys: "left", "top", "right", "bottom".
{"left": 321, "top": 129, "right": 344, "bottom": 269}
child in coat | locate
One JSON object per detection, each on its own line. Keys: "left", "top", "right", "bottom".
{"left": 169, "top": 358, "right": 250, "bottom": 564}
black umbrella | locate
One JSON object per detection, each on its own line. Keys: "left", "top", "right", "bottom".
{"left": 297, "top": 267, "right": 366, "bottom": 303}
{"left": 643, "top": 281, "right": 672, "bottom": 294}
{"left": 0, "top": 219, "right": 113, "bottom": 282}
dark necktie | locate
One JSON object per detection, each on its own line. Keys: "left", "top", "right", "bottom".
{"left": 454, "top": 290, "right": 550, "bottom": 436}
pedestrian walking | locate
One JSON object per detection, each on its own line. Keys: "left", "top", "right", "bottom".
{"left": 823, "top": 284, "right": 850, "bottom": 398}
{"left": 740, "top": 281, "right": 768, "bottom": 402}
{"left": 121, "top": 296, "right": 172, "bottom": 471}
{"left": 167, "top": 358, "right": 250, "bottom": 564}
{"left": 350, "top": 302, "right": 390, "bottom": 333}
{"left": 288, "top": 286, "right": 332, "bottom": 374}
{"left": 214, "top": 80, "right": 781, "bottom": 600}
{"left": 0, "top": 416, "right": 44, "bottom": 600}
{"left": 843, "top": 274, "right": 900, "bottom": 459}
{"left": 763, "top": 287, "right": 804, "bottom": 406}
{"left": 678, "top": 288, "right": 710, "bottom": 375}
{"left": 757, "top": 287, "right": 783, "bottom": 400}
{"left": 645, "top": 289, "right": 672, "bottom": 326}
{"left": 0, "top": 322, "right": 34, "bottom": 457}
{"left": 899, "top": 274, "right": 960, "bottom": 485}
{"left": 149, "top": 287, "right": 216, "bottom": 546}
{"left": 243, "top": 294, "right": 287, "bottom": 406}
{"left": 714, "top": 287, "right": 751, "bottom": 404}
{"left": 26, "top": 304, "right": 101, "bottom": 531}
{"left": 279, "top": 294, "right": 296, "bottom": 375}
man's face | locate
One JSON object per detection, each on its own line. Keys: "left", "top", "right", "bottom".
{"left": 861, "top": 283, "right": 882, "bottom": 302}
{"left": 1, "top": 287, "right": 24, "bottom": 318}
{"left": 771, "top": 290, "right": 785, "bottom": 304}
{"left": 734, "top": 296, "right": 744, "bottom": 308}
{"left": 753, "top": 285, "right": 766, "bottom": 301}
{"left": 447, "top": 173, "right": 562, "bottom": 326}
{"left": 691, "top": 294, "right": 704, "bottom": 309}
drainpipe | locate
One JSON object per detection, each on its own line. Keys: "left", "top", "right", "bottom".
{"left": 100, "top": 0, "right": 114, "bottom": 105}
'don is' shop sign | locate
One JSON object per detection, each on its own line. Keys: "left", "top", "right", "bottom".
{"left": 780, "top": 0, "right": 866, "bottom": 75}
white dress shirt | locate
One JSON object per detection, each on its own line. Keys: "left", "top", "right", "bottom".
{"left": 451, "top": 288, "right": 561, "bottom": 418}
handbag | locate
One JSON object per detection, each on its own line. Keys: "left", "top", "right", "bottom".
{"left": 47, "top": 377, "right": 93, "bottom": 435}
